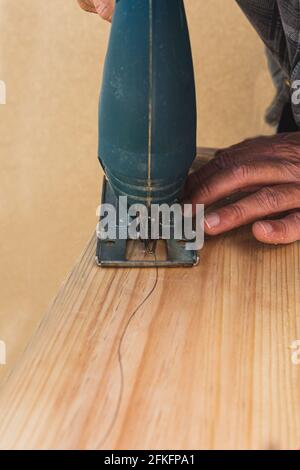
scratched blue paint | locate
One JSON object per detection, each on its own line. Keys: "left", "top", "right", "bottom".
{"left": 99, "top": 0, "right": 197, "bottom": 205}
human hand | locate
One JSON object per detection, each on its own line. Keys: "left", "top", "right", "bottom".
{"left": 78, "top": 0, "right": 115, "bottom": 22}
{"left": 185, "top": 133, "right": 300, "bottom": 244}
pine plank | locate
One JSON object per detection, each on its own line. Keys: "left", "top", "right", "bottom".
{"left": 0, "top": 149, "right": 299, "bottom": 450}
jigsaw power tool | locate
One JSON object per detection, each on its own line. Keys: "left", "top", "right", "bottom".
{"left": 96, "top": 0, "right": 197, "bottom": 267}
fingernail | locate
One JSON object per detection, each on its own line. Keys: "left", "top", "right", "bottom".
{"left": 257, "top": 221, "right": 274, "bottom": 234}
{"left": 205, "top": 212, "right": 220, "bottom": 229}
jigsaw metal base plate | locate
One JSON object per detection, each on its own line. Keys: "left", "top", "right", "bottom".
{"left": 96, "top": 178, "right": 199, "bottom": 268}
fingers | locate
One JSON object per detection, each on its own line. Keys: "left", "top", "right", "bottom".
{"left": 93, "top": 0, "right": 114, "bottom": 21}
{"left": 188, "top": 160, "right": 300, "bottom": 207}
{"left": 78, "top": 0, "right": 97, "bottom": 13}
{"left": 215, "top": 135, "right": 273, "bottom": 156}
{"left": 186, "top": 134, "right": 300, "bottom": 244}
{"left": 216, "top": 132, "right": 300, "bottom": 159}
{"left": 187, "top": 153, "right": 281, "bottom": 194}
{"left": 186, "top": 133, "right": 300, "bottom": 197}
{"left": 204, "top": 183, "right": 300, "bottom": 235}
{"left": 253, "top": 212, "right": 300, "bottom": 245}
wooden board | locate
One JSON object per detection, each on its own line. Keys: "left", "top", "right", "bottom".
{"left": 0, "top": 149, "right": 299, "bottom": 450}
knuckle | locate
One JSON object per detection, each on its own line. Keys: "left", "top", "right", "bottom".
{"left": 255, "top": 187, "right": 284, "bottom": 211}
{"left": 285, "top": 161, "right": 300, "bottom": 180}
{"left": 100, "top": 10, "right": 110, "bottom": 19}
{"left": 230, "top": 163, "right": 252, "bottom": 183}
{"left": 276, "top": 134, "right": 300, "bottom": 159}
{"left": 290, "top": 212, "right": 300, "bottom": 226}
{"left": 213, "top": 151, "right": 234, "bottom": 170}
{"left": 198, "top": 180, "right": 212, "bottom": 198}
{"left": 188, "top": 173, "right": 201, "bottom": 193}
{"left": 228, "top": 203, "right": 246, "bottom": 221}
{"left": 96, "top": 0, "right": 112, "bottom": 18}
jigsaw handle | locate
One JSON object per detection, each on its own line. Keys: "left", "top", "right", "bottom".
{"left": 99, "top": 0, "right": 197, "bottom": 205}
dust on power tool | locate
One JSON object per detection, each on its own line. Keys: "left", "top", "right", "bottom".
{"left": 96, "top": 0, "right": 199, "bottom": 267}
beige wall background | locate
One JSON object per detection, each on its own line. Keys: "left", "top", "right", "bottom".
{"left": 0, "top": 0, "right": 274, "bottom": 379}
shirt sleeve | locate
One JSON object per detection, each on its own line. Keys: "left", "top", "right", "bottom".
{"left": 236, "top": 1, "right": 290, "bottom": 72}
{"left": 77, "top": 0, "right": 97, "bottom": 14}
{"left": 236, "top": 0, "right": 300, "bottom": 128}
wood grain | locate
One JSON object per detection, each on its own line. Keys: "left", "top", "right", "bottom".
{"left": 0, "top": 149, "right": 299, "bottom": 450}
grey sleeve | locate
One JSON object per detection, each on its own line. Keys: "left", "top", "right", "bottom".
{"left": 236, "top": 0, "right": 300, "bottom": 128}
